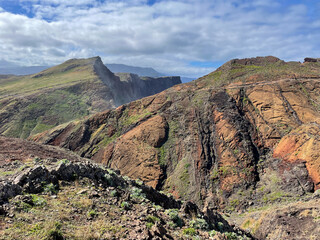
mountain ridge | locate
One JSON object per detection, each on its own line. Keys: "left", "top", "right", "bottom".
{"left": 106, "top": 63, "right": 163, "bottom": 77}
{"left": 30, "top": 56, "right": 320, "bottom": 239}
{"left": 0, "top": 56, "right": 181, "bottom": 138}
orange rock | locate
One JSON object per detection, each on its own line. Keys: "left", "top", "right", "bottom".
{"left": 273, "top": 123, "right": 320, "bottom": 189}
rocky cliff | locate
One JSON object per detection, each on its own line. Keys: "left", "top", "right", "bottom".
{"left": 0, "top": 57, "right": 181, "bottom": 138}
{"left": 31, "top": 56, "right": 320, "bottom": 239}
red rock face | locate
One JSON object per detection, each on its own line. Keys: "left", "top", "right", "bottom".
{"left": 273, "top": 123, "right": 320, "bottom": 189}
{"left": 31, "top": 57, "right": 320, "bottom": 209}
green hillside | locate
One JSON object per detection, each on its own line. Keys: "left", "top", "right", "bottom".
{"left": 0, "top": 57, "right": 115, "bottom": 138}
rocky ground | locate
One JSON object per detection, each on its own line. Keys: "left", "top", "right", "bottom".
{"left": 229, "top": 196, "right": 320, "bottom": 239}
{"left": 0, "top": 137, "right": 252, "bottom": 240}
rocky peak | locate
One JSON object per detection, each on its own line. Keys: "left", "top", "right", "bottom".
{"left": 304, "top": 57, "right": 320, "bottom": 63}
{"left": 217, "top": 56, "right": 282, "bottom": 71}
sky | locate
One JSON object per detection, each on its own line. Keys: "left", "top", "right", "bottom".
{"left": 0, "top": 0, "right": 319, "bottom": 78}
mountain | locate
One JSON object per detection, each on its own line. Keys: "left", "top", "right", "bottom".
{"left": 31, "top": 56, "right": 320, "bottom": 239}
{"left": 0, "top": 59, "right": 49, "bottom": 75}
{"left": 0, "top": 66, "right": 50, "bottom": 75}
{"left": 106, "top": 63, "right": 163, "bottom": 77}
{"left": 0, "top": 57, "right": 181, "bottom": 139}
{"left": 106, "top": 63, "right": 195, "bottom": 83}
{"left": 180, "top": 77, "right": 195, "bottom": 83}
{"left": 0, "top": 136, "right": 252, "bottom": 240}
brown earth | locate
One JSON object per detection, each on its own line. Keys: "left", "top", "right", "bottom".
{"left": 0, "top": 136, "right": 85, "bottom": 165}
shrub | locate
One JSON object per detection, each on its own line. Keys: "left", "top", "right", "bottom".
{"left": 153, "top": 204, "right": 162, "bottom": 211}
{"left": 106, "top": 168, "right": 115, "bottom": 175}
{"left": 167, "top": 221, "right": 176, "bottom": 229}
{"left": 104, "top": 173, "right": 115, "bottom": 187}
{"left": 58, "top": 159, "right": 70, "bottom": 165}
{"left": 120, "top": 201, "right": 130, "bottom": 210}
{"left": 209, "top": 230, "right": 217, "bottom": 237}
{"left": 44, "top": 183, "right": 58, "bottom": 195}
{"left": 87, "top": 209, "right": 98, "bottom": 218}
{"left": 14, "top": 201, "right": 32, "bottom": 212}
{"left": 130, "top": 187, "right": 146, "bottom": 200}
{"left": 217, "top": 221, "right": 224, "bottom": 231}
{"left": 146, "top": 215, "right": 160, "bottom": 224}
{"left": 123, "top": 176, "right": 131, "bottom": 181}
{"left": 165, "top": 209, "right": 183, "bottom": 228}
{"left": 110, "top": 190, "right": 118, "bottom": 197}
{"left": 135, "top": 179, "right": 144, "bottom": 186}
{"left": 47, "top": 222, "right": 63, "bottom": 240}
{"left": 146, "top": 222, "right": 154, "bottom": 229}
{"left": 183, "top": 227, "right": 197, "bottom": 236}
{"left": 189, "top": 218, "right": 209, "bottom": 230}
{"left": 224, "top": 232, "right": 239, "bottom": 240}
{"left": 33, "top": 157, "right": 41, "bottom": 163}
{"left": 31, "top": 195, "right": 47, "bottom": 207}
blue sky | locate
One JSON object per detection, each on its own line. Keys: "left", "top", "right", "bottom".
{"left": 0, "top": 0, "right": 319, "bottom": 77}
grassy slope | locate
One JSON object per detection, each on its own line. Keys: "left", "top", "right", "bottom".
{"left": 0, "top": 58, "right": 98, "bottom": 99}
{"left": 0, "top": 57, "right": 110, "bottom": 138}
{"left": 197, "top": 59, "right": 320, "bottom": 88}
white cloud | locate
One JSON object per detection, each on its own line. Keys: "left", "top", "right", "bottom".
{"left": 0, "top": 0, "right": 319, "bottom": 78}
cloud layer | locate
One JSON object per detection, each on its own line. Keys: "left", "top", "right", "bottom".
{"left": 0, "top": 0, "right": 319, "bottom": 77}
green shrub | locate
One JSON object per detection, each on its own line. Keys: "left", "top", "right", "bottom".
{"left": 189, "top": 218, "right": 209, "bottom": 230}
{"left": 110, "top": 190, "right": 118, "bottom": 197}
{"left": 217, "top": 221, "right": 224, "bottom": 231}
{"left": 58, "top": 159, "right": 70, "bottom": 165}
{"left": 167, "top": 221, "right": 177, "bottom": 229}
{"left": 120, "top": 201, "right": 130, "bottom": 210}
{"left": 123, "top": 176, "right": 131, "bottom": 181}
{"left": 104, "top": 173, "right": 115, "bottom": 187}
{"left": 145, "top": 215, "right": 160, "bottom": 229}
{"left": 146, "top": 222, "right": 154, "bottom": 229}
{"left": 106, "top": 168, "right": 115, "bottom": 175}
{"left": 146, "top": 215, "right": 160, "bottom": 224}
{"left": 47, "top": 222, "right": 63, "bottom": 240}
{"left": 153, "top": 204, "right": 162, "bottom": 211}
{"left": 130, "top": 187, "right": 146, "bottom": 200}
{"left": 14, "top": 201, "right": 32, "bottom": 212}
{"left": 87, "top": 209, "right": 98, "bottom": 218}
{"left": 135, "top": 179, "right": 144, "bottom": 185}
{"left": 224, "top": 232, "right": 239, "bottom": 240}
{"left": 31, "top": 195, "right": 47, "bottom": 207}
{"left": 209, "top": 230, "right": 217, "bottom": 237}
{"left": 33, "top": 157, "right": 42, "bottom": 163}
{"left": 165, "top": 209, "right": 183, "bottom": 227}
{"left": 44, "top": 183, "right": 58, "bottom": 195}
{"left": 183, "top": 227, "right": 197, "bottom": 236}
